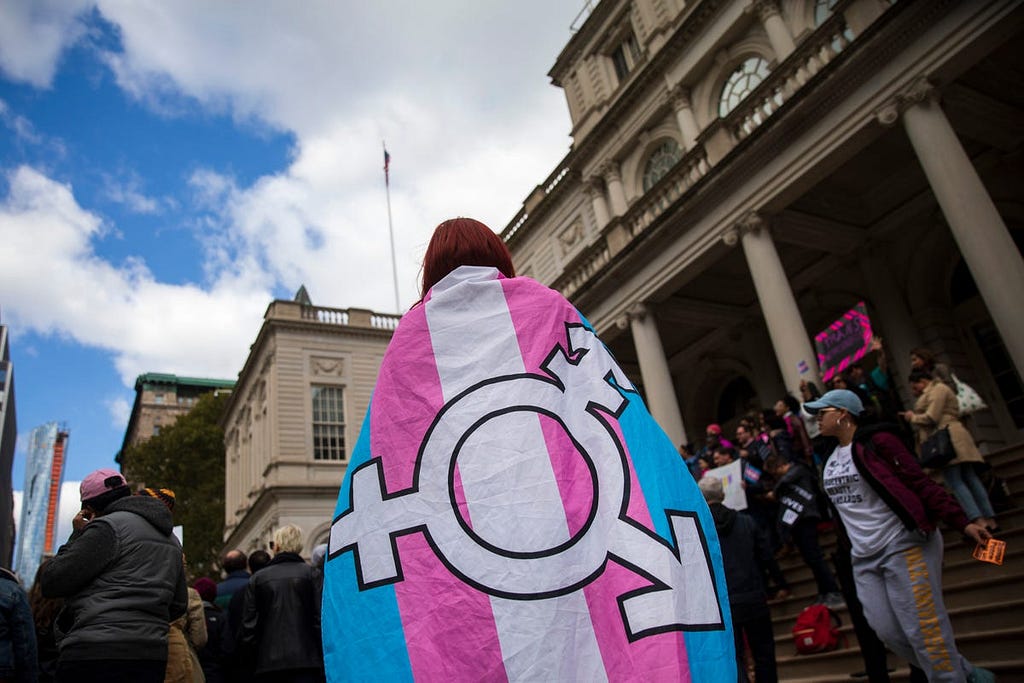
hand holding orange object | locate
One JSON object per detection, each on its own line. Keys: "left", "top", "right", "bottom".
{"left": 973, "top": 538, "right": 1006, "bottom": 566}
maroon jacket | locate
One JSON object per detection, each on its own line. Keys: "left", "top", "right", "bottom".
{"left": 846, "top": 425, "right": 970, "bottom": 535}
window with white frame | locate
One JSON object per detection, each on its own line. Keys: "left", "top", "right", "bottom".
{"left": 610, "top": 32, "right": 641, "bottom": 83}
{"left": 312, "top": 385, "right": 345, "bottom": 460}
{"left": 642, "top": 139, "right": 683, "bottom": 191}
{"left": 718, "top": 57, "right": 771, "bottom": 117}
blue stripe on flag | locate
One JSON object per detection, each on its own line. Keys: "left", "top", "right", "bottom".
{"left": 578, "top": 310, "right": 734, "bottom": 680}
{"left": 323, "top": 401, "right": 414, "bottom": 683}
{"left": 615, "top": 386, "right": 736, "bottom": 682}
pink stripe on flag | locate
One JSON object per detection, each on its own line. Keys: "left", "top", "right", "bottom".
{"left": 371, "top": 306, "right": 506, "bottom": 681}
{"left": 536, "top": 413, "right": 594, "bottom": 538}
{"left": 501, "top": 279, "right": 691, "bottom": 678}
{"left": 393, "top": 535, "right": 508, "bottom": 683}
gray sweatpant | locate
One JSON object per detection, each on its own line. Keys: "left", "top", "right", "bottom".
{"left": 853, "top": 530, "right": 975, "bottom": 683}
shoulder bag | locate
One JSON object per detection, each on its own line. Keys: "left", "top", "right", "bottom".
{"left": 919, "top": 427, "right": 955, "bottom": 469}
{"left": 952, "top": 373, "right": 987, "bottom": 416}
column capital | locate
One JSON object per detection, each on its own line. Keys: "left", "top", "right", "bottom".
{"left": 615, "top": 302, "right": 649, "bottom": 329}
{"left": 876, "top": 77, "right": 940, "bottom": 126}
{"left": 599, "top": 160, "right": 622, "bottom": 183}
{"left": 722, "top": 227, "right": 740, "bottom": 247}
{"left": 899, "top": 77, "right": 939, "bottom": 107}
{"left": 737, "top": 211, "right": 771, "bottom": 237}
{"left": 748, "top": 0, "right": 781, "bottom": 22}
{"left": 627, "top": 302, "right": 649, "bottom": 320}
{"left": 666, "top": 83, "right": 692, "bottom": 111}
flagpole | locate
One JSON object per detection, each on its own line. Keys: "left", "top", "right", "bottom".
{"left": 383, "top": 141, "right": 400, "bottom": 313}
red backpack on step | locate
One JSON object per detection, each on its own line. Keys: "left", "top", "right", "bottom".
{"left": 792, "top": 604, "right": 842, "bottom": 654}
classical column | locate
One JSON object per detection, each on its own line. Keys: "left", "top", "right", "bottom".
{"left": 752, "top": 0, "right": 796, "bottom": 61}
{"left": 621, "top": 304, "right": 688, "bottom": 446}
{"left": 668, "top": 85, "right": 701, "bottom": 150}
{"left": 733, "top": 214, "right": 821, "bottom": 396}
{"left": 602, "top": 161, "right": 629, "bottom": 217}
{"left": 585, "top": 178, "right": 611, "bottom": 230}
{"left": 858, "top": 250, "right": 921, "bottom": 406}
{"left": 898, "top": 80, "right": 1024, "bottom": 380}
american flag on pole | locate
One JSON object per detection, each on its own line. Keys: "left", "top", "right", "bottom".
{"left": 384, "top": 147, "right": 391, "bottom": 185}
{"left": 322, "top": 266, "right": 734, "bottom": 682}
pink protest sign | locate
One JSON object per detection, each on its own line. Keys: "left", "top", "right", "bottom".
{"left": 815, "top": 302, "right": 873, "bottom": 382}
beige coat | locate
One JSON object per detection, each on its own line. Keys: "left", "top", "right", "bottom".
{"left": 165, "top": 587, "right": 207, "bottom": 683}
{"left": 910, "top": 380, "right": 983, "bottom": 466}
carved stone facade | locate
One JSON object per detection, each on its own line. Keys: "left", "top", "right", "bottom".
{"left": 221, "top": 299, "right": 398, "bottom": 556}
{"left": 504, "top": 0, "right": 1024, "bottom": 449}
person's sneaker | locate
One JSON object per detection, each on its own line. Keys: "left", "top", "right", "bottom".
{"left": 967, "top": 666, "right": 996, "bottom": 683}
{"left": 821, "top": 592, "right": 846, "bottom": 610}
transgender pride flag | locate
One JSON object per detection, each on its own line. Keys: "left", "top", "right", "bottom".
{"left": 323, "top": 266, "right": 734, "bottom": 681}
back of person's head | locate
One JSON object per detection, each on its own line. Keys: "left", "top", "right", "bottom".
{"left": 249, "top": 549, "right": 271, "bottom": 573}
{"left": 311, "top": 543, "right": 329, "bottom": 569}
{"left": 193, "top": 577, "right": 217, "bottom": 603}
{"left": 781, "top": 394, "right": 801, "bottom": 414}
{"left": 908, "top": 368, "right": 933, "bottom": 383}
{"left": 764, "top": 414, "right": 787, "bottom": 432}
{"left": 764, "top": 455, "right": 785, "bottom": 475}
{"left": 421, "top": 217, "right": 515, "bottom": 298}
{"left": 698, "top": 476, "right": 725, "bottom": 504}
{"left": 80, "top": 468, "right": 130, "bottom": 513}
{"left": 272, "top": 524, "right": 304, "bottom": 555}
{"left": 222, "top": 549, "right": 248, "bottom": 573}
{"left": 910, "top": 347, "right": 937, "bottom": 369}
{"left": 713, "top": 446, "right": 736, "bottom": 460}
{"left": 29, "top": 559, "right": 63, "bottom": 629}
{"left": 137, "top": 487, "right": 176, "bottom": 511}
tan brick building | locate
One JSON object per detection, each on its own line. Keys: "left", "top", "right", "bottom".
{"left": 221, "top": 295, "right": 399, "bottom": 555}
{"left": 117, "top": 372, "right": 235, "bottom": 482}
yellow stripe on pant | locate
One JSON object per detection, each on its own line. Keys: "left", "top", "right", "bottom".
{"left": 903, "top": 545, "right": 954, "bottom": 673}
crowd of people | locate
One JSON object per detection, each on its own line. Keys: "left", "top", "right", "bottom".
{"left": 0, "top": 468, "right": 329, "bottom": 683}
{"left": 688, "top": 343, "right": 1002, "bottom": 683}
{"left": 0, "top": 218, "right": 1009, "bottom": 683}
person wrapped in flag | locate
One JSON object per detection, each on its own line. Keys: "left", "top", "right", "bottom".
{"left": 323, "top": 218, "right": 735, "bottom": 681}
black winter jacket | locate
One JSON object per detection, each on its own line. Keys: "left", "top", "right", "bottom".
{"left": 239, "top": 553, "right": 322, "bottom": 675}
{"left": 710, "top": 504, "right": 769, "bottom": 610}
{"left": 774, "top": 461, "right": 823, "bottom": 528}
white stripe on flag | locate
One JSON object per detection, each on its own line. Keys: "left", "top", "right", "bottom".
{"left": 425, "top": 272, "right": 607, "bottom": 682}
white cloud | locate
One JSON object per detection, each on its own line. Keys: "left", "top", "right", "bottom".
{"left": 0, "top": 1, "right": 93, "bottom": 87}
{"left": 101, "top": 171, "right": 165, "bottom": 215}
{"left": 12, "top": 481, "right": 79, "bottom": 576}
{"left": 0, "top": 2, "right": 579, "bottom": 381}
{"left": 0, "top": 166, "right": 267, "bottom": 384}
{"left": 106, "top": 396, "right": 131, "bottom": 429}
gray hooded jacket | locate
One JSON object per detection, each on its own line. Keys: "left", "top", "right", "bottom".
{"left": 40, "top": 495, "right": 187, "bottom": 662}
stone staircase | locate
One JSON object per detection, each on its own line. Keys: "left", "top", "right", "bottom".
{"left": 772, "top": 442, "right": 1024, "bottom": 682}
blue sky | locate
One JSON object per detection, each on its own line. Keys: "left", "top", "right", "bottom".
{"left": 1, "top": 2, "right": 579, "bottom": 502}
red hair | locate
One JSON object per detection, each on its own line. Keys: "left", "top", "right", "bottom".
{"left": 421, "top": 218, "right": 515, "bottom": 297}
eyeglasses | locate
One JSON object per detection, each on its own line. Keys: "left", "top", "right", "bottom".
{"left": 815, "top": 408, "right": 840, "bottom": 418}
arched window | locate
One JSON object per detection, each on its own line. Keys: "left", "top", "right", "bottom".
{"left": 718, "top": 57, "right": 770, "bottom": 118}
{"left": 641, "top": 139, "right": 682, "bottom": 191}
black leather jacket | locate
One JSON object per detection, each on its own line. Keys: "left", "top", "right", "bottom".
{"left": 239, "top": 553, "right": 322, "bottom": 675}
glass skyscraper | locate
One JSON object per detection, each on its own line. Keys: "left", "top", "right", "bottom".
{"left": 15, "top": 422, "right": 68, "bottom": 584}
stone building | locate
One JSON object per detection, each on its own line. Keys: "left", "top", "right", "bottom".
{"left": 503, "top": 0, "right": 1024, "bottom": 449}
{"left": 116, "top": 372, "right": 235, "bottom": 482}
{"left": 221, "top": 294, "right": 399, "bottom": 555}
